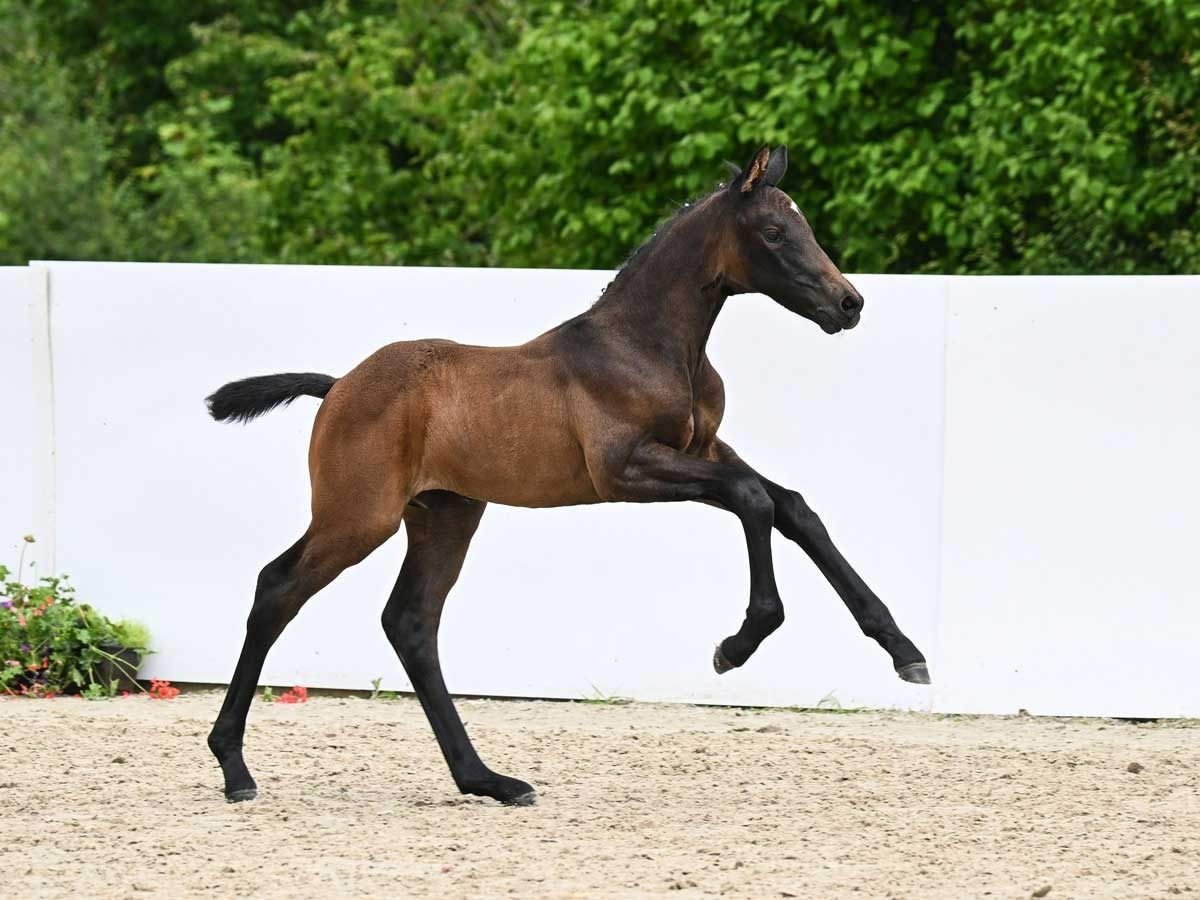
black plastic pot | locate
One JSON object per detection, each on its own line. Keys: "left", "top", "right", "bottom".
{"left": 96, "top": 643, "right": 143, "bottom": 693}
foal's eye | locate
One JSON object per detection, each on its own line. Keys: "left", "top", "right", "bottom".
{"left": 763, "top": 226, "right": 783, "bottom": 244}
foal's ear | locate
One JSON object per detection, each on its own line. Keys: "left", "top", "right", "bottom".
{"left": 764, "top": 145, "right": 787, "bottom": 186}
{"left": 732, "top": 145, "right": 772, "bottom": 194}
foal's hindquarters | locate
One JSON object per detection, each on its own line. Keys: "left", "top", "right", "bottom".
{"left": 208, "top": 338, "right": 595, "bottom": 805}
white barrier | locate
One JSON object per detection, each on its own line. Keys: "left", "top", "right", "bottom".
{"left": 937, "top": 276, "right": 1200, "bottom": 717}
{"left": 0, "top": 267, "right": 52, "bottom": 574}
{"left": 4, "top": 262, "right": 1198, "bottom": 717}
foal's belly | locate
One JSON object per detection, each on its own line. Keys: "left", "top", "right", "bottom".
{"left": 416, "top": 347, "right": 601, "bottom": 508}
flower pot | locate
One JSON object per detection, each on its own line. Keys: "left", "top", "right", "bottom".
{"left": 97, "top": 642, "right": 143, "bottom": 693}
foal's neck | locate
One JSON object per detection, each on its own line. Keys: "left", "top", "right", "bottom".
{"left": 589, "top": 203, "right": 731, "bottom": 373}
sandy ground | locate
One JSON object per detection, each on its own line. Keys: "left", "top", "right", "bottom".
{"left": 1, "top": 692, "right": 1197, "bottom": 899}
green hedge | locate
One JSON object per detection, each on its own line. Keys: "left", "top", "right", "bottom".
{"left": 3, "top": 0, "right": 1197, "bottom": 273}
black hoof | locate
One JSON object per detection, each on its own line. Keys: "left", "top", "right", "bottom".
{"left": 462, "top": 774, "right": 536, "bottom": 806}
{"left": 713, "top": 644, "right": 736, "bottom": 674}
{"left": 503, "top": 790, "right": 537, "bottom": 808}
{"left": 896, "top": 662, "right": 931, "bottom": 685}
{"left": 225, "top": 787, "right": 258, "bottom": 803}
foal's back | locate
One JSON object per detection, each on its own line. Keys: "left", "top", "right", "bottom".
{"left": 308, "top": 330, "right": 602, "bottom": 518}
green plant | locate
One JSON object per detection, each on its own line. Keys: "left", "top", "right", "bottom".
{"left": 816, "top": 690, "right": 844, "bottom": 711}
{"left": 368, "top": 677, "right": 399, "bottom": 701}
{"left": 579, "top": 684, "right": 633, "bottom": 706}
{"left": 110, "top": 619, "right": 152, "bottom": 653}
{"left": 81, "top": 681, "right": 110, "bottom": 700}
{"left": 0, "top": 556, "right": 153, "bottom": 698}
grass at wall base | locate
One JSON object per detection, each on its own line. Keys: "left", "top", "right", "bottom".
{"left": 1, "top": 536, "right": 152, "bottom": 698}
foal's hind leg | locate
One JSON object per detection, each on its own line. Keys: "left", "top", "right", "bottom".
{"left": 381, "top": 491, "right": 535, "bottom": 806}
{"left": 208, "top": 522, "right": 397, "bottom": 801}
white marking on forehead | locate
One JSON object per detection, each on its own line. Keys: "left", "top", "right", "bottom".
{"left": 787, "top": 199, "right": 801, "bottom": 217}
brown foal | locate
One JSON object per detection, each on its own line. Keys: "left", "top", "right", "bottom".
{"left": 205, "top": 146, "right": 929, "bottom": 806}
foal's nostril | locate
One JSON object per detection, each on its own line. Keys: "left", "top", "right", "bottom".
{"left": 840, "top": 292, "right": 862, "bottom": 314}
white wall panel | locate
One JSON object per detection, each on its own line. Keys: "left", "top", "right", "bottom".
{"left": 937, "top": 276, "right": 1200, "bottom": 716}
{"left": 0, "top": 268, "right": 50, "bottom": 573}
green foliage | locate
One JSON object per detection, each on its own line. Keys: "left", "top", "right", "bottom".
{"left": 579, "top": 685, "right": 633, "bottom": 705}
{"left": 81, "top": 681, "right": 111, "bottom": 700}
{"left": 110, "top": 619, "right": 152, "bottom": 654}
{"left": 0, "top": 562, "right": 152, "bottom": 698}
{"left": 246, "top": 2, "right": 515, "bottom": 265}
{"left": 468, "top": 0, "right": 1199, "bottom": 273}
{"left": 0, "top": 2, "right": 269, "bottom": 263}
{"left": 2, "top": 0, "right": 1196, "bottom": 273}
{"left": 368, "top": 676, "right": 390, "bottom": 700}
{"left": 369, "top": 677, "right": 400, "bottom": 700}
{"left": 0, "top": 6, "right": 135, "bottom": 263}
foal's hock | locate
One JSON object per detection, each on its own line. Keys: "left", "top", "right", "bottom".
{"left": 205, "top": 146, "right": 929, "bottom": 807}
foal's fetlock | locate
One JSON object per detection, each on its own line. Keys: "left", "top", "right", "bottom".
{"left": 218, "top": 759, "right": 258, "bottom": 803}
{"left": 224, "top": 780, "right": 258, "bottom": 803}
{"left": 714, "top": 605, "right": 782, "bottom": 674}
{"left": 208, "top": 734, "right": 258, "bottom": 802}
{"left": 207, "top": 729, "right": 231, "bottom": 756}
{"left": 885, "top": 636, "right": 931, "bottom": 685}
{"left": 459, "top": 772, "right": 536, "bottom": 807}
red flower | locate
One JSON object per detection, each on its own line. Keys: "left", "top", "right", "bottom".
{"left": 148, "top": 679, "right": 180, "bottom": 700}
{"left": 277, "top": 685, "right": 309, "bottom": 704}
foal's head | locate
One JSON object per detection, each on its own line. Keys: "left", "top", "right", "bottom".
{"left": 716, "top": 145, "right": 863, "bottom": 334}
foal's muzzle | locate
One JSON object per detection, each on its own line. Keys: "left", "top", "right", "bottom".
{"left": 838, "top": 288, "right": 863, "bottom": 329}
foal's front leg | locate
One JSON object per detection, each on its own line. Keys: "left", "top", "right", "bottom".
{"left": 713, "top": 440, "right": 929, "bottom": 683}
{"left": 600, "top": 441, "right": 785, "bottom": 670}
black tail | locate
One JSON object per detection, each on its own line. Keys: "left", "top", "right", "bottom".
{"left": 206, "top": 372, "right": 337, "bottom": 424}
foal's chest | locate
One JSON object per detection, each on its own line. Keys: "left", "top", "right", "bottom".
{"left": 656, "top": 383, "right": 722, "bottom": 456}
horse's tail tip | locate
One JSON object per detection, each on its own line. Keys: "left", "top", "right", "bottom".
{"left": 206, "top": 372, "right": 337, "bottom": 424}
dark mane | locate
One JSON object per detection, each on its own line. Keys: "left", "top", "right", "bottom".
{"left": 594, "top": 181, "right": 728, "bottom": 303}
